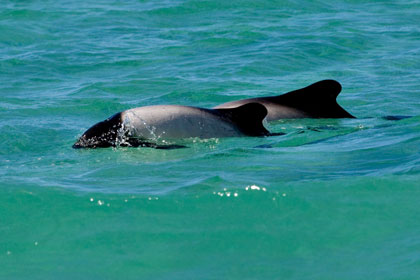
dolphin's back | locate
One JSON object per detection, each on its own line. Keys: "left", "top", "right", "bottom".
{"left": 73, "top": 103, "right": 270, "bottom": 148}
{"left": 124, "top": 103, "right": 269, "bottom": 139}
{"left": 215, "top": 80, "right": 355, "bottom": 121}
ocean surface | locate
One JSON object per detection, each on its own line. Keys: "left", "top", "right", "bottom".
{"left": 1, "top": 0, "right": 420, "bottom": 279}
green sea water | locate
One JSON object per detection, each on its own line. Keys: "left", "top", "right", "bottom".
{"left": 1, "top": 0, "right": 420, "bottom": 279}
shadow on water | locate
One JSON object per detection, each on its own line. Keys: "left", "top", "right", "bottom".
{"left": 254, "top": 115, "right": 417, "bottom": 149}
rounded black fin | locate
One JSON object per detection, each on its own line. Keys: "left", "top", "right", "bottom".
{"left": 214, "top": 103, "right": 270, "bottom": 136}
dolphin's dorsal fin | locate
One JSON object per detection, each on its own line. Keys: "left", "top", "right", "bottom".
{"left": 214, "top": 103, "right": 270, "bottom": 136}
{"left": 274, "top": 80, "right": 355, "bottom": 118}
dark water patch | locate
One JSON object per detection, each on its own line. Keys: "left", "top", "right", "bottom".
{"left": 382, "top": 115, "right": 413, "bottom": 121}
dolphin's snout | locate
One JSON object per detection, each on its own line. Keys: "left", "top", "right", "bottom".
{"left": 72, "top": 135, "right": 91, "bottom": 149}
{"left": 72, "top": 113, "right": 123, "bottom": 149}
{"left": 72, "top": 135, "right": 97, "bottom": 149}
{"left": 72, "top": 141, "right": 83, "bottom": 149}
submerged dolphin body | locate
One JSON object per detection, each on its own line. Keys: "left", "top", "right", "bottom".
{"left": 214, "top": 80, "right": 355, "bottom": 121}
{"left": 73, "top": 103, "right": 269, "bottom": 149}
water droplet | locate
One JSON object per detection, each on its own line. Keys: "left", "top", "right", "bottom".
{"left": 250, "top": 185, "right": 260, "bottom": 190}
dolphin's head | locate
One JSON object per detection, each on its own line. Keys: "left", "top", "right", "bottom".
{"left": 73, "top": 113, "right": 124, "bottom": 149}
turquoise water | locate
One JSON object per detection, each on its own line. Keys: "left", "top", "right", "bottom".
{"left": 1, "top": 0, "right": 420, "bottom": 278}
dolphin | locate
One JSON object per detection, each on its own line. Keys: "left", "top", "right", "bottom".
{"left": 73, "top": 103, "right": 270, "bottom": 149}
{"left": 214, "top": 80, "right": 355, "bottom": 121}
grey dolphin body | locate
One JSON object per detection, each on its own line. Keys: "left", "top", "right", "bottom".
{"left": 214, "top": 80, "right": 355, "bottom": 121}
{"left": 73, "top": 103, "right": 269, "bottom": 148}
